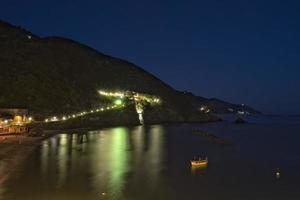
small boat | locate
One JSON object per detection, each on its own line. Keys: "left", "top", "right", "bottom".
{"left": 190, "top": 157, "right": 208, "bottom": 166}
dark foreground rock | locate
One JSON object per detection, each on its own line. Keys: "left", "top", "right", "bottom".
{"left": 235, "top": 117, "right": 247, "bottom": 124}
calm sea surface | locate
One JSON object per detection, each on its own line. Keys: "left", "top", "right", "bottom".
{"left": 3, "top": 115, "right": 300, "bottom": 200}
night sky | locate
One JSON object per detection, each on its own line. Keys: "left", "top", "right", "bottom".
{"left": 1, "top": 0, "right": 300, "bottom": 114}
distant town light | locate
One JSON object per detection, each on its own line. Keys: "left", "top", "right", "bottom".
{"left": 13, "top": 115, "right": 23, "bottom": 125}
{"left": 238, "top": 111, "right": 245, "bottom": 115}
{"left": 51, "top": 116, "right": 58, "bottom": 122}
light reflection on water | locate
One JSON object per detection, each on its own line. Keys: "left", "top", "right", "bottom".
{"left": 105, "top": 127, "right": 129, "bottom": 199}
{"left": 191, "top": 165, "right": 207, "bottom": 175}
{"left": 4, "top": 118, "right": 300, "bottom": 200}
{"left": 4, "top": 125, "right": 167, "bottom": 200}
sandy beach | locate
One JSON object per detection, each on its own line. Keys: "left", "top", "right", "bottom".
{"left": 0, "top": 132, "right": 57, "bottom": 197}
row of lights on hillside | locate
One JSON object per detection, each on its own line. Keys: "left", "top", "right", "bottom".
{"left": 44, "top": 104, "right": 124, "bottom": 123}
{"left": 43, "top": 90, "right": 161, "bottom": 123}
{"left": 98, "top": 91, "right": 125, "bottom": 98}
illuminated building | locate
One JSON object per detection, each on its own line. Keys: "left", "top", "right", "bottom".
{"left": 0, "top": 108, "right": 30, "bottom": 134}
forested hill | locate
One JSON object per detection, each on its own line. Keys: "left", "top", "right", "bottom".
{"left": 0, "top": 20, "right": 258, "bottom": 124}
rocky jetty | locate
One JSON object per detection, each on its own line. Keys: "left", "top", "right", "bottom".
{"left": 192, "top": 129, "right": 232, "bottom": 144}
{"left": 235, "top": 117, "right": 247, "bottom": 124}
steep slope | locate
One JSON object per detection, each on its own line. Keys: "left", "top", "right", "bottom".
{"left": 0, "top": 20, "right": 217, "bottom": 123}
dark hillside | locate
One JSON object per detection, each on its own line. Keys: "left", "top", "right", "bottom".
{"left": 0, "top": 20, "right": 217, "bottom": 123}
{"left": 0, "top": 20, "right": 258, "bottom": 126}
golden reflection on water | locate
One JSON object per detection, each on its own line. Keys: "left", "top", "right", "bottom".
{"left": 90, "top": 125, "right": 165, "bottom": 199}
{"left": 88, "top": 127, "right": 130, "bottom": 199}
{"left": 41, "top": 141, "right": 49, "bottom": 178}
{"left": 41, "top": 133, "right": 83, "bottom": 189}
{"left": 57, "top": 134, "right": 68, "bottom": 187}
{"left": 18, "top": 125, "right": 166, "bottom": 199}
{"left": 148, "top": 125, "right": 164, "bottom": 183}
{"left": 5, "top": 121, "right": 300, "bottom": 200}
{"left": 191, "top": 165, "right": 207, "bottom": 175}
{"left": 107, "top": 127, "right": 129, "bottom": 199}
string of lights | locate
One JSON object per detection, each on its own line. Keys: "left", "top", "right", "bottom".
{"left": 43, "top": 90, "right": 161, "bottom": 123}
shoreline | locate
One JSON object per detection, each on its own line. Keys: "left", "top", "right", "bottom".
{"left": 0, "top": 131, "right": 59, "bottom": 196}
{"left": 0, "top": 118, "right": 221, "bottom": 196}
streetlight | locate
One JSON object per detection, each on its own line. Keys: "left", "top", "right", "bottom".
{"left": 114, "top": 99, "right": 123, "bottom": 106}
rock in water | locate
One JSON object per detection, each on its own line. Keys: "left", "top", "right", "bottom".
{"left": 235, "top": 117, "right": 247, "bottom": 124}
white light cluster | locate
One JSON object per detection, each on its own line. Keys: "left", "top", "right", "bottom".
{"left": 98, "top": 91, "right": 125, "bottom": 98}
{"left": 98, "top": 90, "right": 161, "bottom": 105}
{"left": 199, "top": 106, "right": 210, "bottom": 113}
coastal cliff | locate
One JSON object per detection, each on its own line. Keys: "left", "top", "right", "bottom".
{"left": 0, "top": 20, "right": 257, "bottom": 128}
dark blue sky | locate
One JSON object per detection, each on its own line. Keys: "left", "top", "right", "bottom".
{"left": 1, "top": 0, "right": 300, "bottom": 114}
